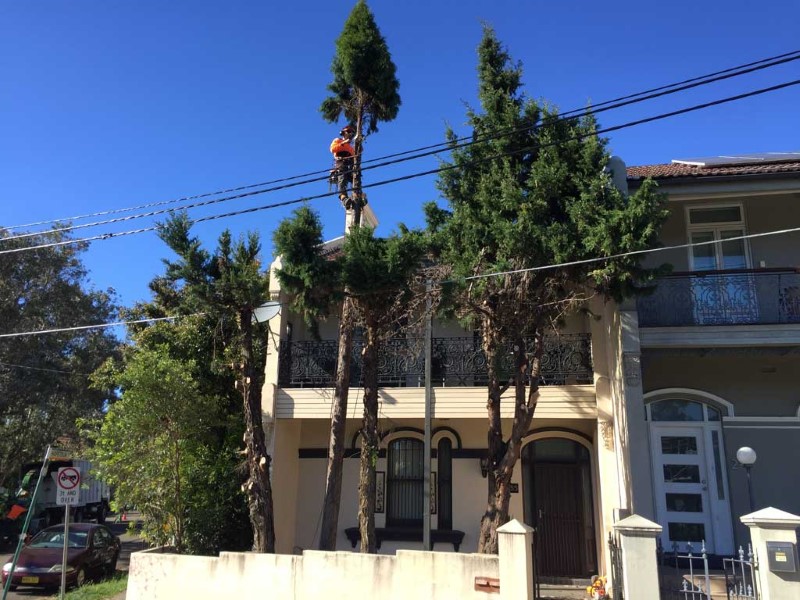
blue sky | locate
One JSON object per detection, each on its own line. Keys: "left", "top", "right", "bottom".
{"left": 1, "top": 0, "right": 799, "bottom": 310}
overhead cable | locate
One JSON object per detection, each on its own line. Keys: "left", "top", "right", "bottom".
{"left": 2, "top": 76, "right": 798, "bottom": 257}
{"left": 4, "top": 49, "right": 798, "bottom": 237}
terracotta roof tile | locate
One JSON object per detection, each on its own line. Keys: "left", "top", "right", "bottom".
{"left": 626, "top": 161, "right": 800, "bottom": 180}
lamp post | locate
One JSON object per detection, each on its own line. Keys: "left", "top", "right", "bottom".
{"left": 736, "top": 446, "right": 757, "bottom": 513}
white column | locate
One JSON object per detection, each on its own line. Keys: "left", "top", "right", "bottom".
{"left": 613, "top": 514, "right": 662, "bottom": 600}
{"left": 741, "top": 507, "right": 800, "bottom": 600}
{"left": 497, "top": 519, "right": 534, "bottom": 600}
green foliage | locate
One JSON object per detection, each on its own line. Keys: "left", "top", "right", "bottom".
{"left": 429, "top": 26, "right": 668, "bottom": 322}
{"left": 272, "top": 206, "right": 342, "bottom": 338}
{"left": 0, "top": 228, "right": 118, "bottom": 486}
{"left": 320, "top": 0, "right": 400, "bottom": 133}
{"left": 85, "top": 346, "right": 212, "bottom": 552}
{"left": 274, "top": 207, "right": 425, "bottom": 331}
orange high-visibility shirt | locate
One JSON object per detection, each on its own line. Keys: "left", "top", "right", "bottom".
{"left": 7, "top": 504, "right": 26, "bottom": 520}
{"left": 330, "top": 137, "right": 354, "bottom": 157}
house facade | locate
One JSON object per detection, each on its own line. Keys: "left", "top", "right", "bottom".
{"left": 259, "top": 155, "right": 800, "bottom": 581}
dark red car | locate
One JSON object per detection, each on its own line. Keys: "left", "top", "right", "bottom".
{"left": 1, "top": 523, "right": 120, "bottom": 591}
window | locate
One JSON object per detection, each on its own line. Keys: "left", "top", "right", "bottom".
{"left": 437, "top": 439, "right": 452, "bottom": 529}
{"left": 387, "top": 439, "right": 424, "bottom": 527}
{"left": 648, "top": 399, "right": 727, "bottom": 422}
{"left": 686, "top": 205, "right": 749, "bottom": 271}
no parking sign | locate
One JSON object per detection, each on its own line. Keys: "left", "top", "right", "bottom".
{"left": 56, "top": 466, "right": 80, "bottom": 506}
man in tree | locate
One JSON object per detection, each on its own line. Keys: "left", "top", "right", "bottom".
{"left": 316, "top": 0, "right": 401, "bottom": 551}
{"left": 426, "top": 27, "right": 667, "bottom": 553}
{"left": 329, "top": 124, "right": 357, "bottom": 205}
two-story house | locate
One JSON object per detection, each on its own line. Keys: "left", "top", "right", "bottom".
{"left": 258, "top": 153, "right": 800, "bottom": 584}
{"left": 628, "top": 154, "right": 800, "bottom": 555}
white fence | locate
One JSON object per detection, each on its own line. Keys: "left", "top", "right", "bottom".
{"left": 127, "top": 520, "right": 534, "bottom": 600}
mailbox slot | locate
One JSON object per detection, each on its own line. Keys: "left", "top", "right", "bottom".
{"left": 766, "top": 541, "right": 797, "bottom": 573}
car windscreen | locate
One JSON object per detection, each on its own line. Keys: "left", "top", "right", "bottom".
{"left": 29, "top": 530, "right": 88, "bottom": 549}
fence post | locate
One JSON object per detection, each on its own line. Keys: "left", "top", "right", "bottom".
{"left": 741, "top": 507, "right": 800, "bottom": 600}
{"left": 613, "top": 514, "right": 662, "bottom": 599}
{"left": 498, "top": 519, "right": 534, "bottom": 600}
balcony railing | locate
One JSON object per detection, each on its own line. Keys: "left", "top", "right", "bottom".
{"left": 636, "top": 269, "right": 800, "bottom": 327}
{"left": 278, "top": 334, "right": 593, "bottom": 388}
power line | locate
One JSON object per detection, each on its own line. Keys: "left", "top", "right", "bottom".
{"left": 3, "top": 76, "right": 797, "bottom": 257}
{"left": 3, "top": 223, "right": 800, "bottom": 339}
{"left": 0, "top": 362, "right": 92, "bottom": 377}
{"left": 4, "top": 49, "right": 798, "bottom": 237}
{"left": 0, "top": 315, "right": 186, "bottom": 339}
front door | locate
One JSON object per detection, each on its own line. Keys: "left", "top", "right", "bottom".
{"left": 651, "top": 425, "right": 715, "bottom": 552}
{"left": 522, "top": 438, "right": 596, "bottom": 579}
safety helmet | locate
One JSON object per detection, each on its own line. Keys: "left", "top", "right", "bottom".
{"left": 340, "top": 124, "right": 356, "bottom": 136}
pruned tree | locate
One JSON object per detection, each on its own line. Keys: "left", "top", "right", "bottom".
{"left": 154, "top": 213, "right": 275, "bottom": 552}
{"left": 426, "top": 26, "right": 668, "bottom": 553}
{"left": 273, "top": 207, "right": 426, "bottom": 553}
{"left": 316, "top": 0, "right": 401, "bottom": 551}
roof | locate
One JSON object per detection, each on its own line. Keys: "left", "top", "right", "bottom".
{"left": 627, "top": 161, "right": 800, "bottom": 180}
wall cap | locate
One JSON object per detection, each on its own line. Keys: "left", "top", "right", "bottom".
{"left": 741, "top": 507, "right": 800, "bottom": 528}
{"left": 497, "top": 519, "right": 534, "bottom": 535}
{"left": 613, "top": 514, "right": 663, "bottom": 535}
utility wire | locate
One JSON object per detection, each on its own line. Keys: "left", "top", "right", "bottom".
{"left": 0, "top": 362, "right": 92, "bottom": 377}
{"left": 3, "top": 76, "right": 798, "bottom": 257}
{"left": 3, "top": 222, "right": 800, "bottom": 339}
{"left": 0, "top": 315, "right": 186, "bottom": 339}
{"left": 4, "top": 49, "right": 798, "bottom": 237}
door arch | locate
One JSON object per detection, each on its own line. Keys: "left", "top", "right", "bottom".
{"left": 521, "top": 435, "right": 597, "bottom": 578}
{"left": 645, "top": 390, "right": 734, "bottom": 554}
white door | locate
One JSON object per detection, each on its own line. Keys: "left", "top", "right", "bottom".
{"left": 651, "top": 425, "right": 716, "bottom": 552}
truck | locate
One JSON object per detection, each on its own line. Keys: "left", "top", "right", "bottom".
{"left": 13, "top": 450, "right": 111, "bottom": 531}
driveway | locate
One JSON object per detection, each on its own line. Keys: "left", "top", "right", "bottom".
{"left": 0, "top": 513, "right": 144, "bottom": 599}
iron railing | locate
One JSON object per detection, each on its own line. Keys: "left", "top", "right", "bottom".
{"left": 637, "top": 269, "right": 800, "bottom": 327}
{"left": 278, "top": 333, "right": 593, "bottom": 388}
{"left": 658, "top": 540, "right": 712, "bottom": 600}
{"left": 724, "top": 545, "right": 758, "bottom": 599}
{"left": 608, "top": 532, "right": 625, "bottom": 600}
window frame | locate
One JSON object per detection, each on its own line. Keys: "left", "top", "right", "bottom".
{"left": 685, "top": 203, "right": 750, "bottom": 272}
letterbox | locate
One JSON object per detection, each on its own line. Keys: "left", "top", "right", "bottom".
{"left": 766, "top": 541, "right": 797, "bottom": 573}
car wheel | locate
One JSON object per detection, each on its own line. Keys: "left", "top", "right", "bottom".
{"left": 105, "top": 553, "right": 119, "bottom": 579}
{"left": 75, "top": 567, "right": 86, "bottom": 588}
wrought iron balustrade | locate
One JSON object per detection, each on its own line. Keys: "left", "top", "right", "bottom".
{"left": 278, "top": 333, "right": 593, "bottom": 388}
{"left": 637, "top": 269, "right": 800, "bottom": 327}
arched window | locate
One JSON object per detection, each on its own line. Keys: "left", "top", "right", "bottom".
{"left": 387, "top": 438, "right": 424, "bottom": 527}
{"left": 647, "top": 399, "right": 726, "bottom": 422}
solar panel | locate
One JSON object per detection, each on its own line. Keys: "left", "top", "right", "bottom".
{"left": 672, "top": 152, "right": 800, "bottom": 167}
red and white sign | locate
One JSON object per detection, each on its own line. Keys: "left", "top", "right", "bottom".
{"left": 56, "top": 467, "right": 81, "bottom": 506}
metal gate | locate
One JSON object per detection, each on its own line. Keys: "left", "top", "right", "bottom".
{"left": 608, "top": 532, "right": 625, "bottom": 599}
{"left": 657, "top": 540, "right": 759, "bottom": 600}
{"left": 724, "top": 545, "right": 758, "bottom": 599}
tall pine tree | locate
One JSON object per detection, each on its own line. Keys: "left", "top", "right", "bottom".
{"left": 427, "top": 27, "right": 668, "bottom": 553}
{"left": 316, "top": 0, "right": 401, "bottom": 551}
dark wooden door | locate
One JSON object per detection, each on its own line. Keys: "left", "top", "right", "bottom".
{"left": 533, "top": 463, "right": 587, "bottom": 578}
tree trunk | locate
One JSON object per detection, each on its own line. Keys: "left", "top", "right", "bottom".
{"left": 318, "top": 297, "right": 355, "bottom": 550}
{"left": 478, "top": 322, "right": 509, "bottom": 554}
{"left": 352, "top": 105, "right": 365, "bottom": 226}
{"left": 358, "top": 322, "right": 379, "bottom": 553}
{"left": 240, "top": 311, "right": 276, "bottom": 553}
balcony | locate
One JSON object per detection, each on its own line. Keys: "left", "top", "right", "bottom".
{"left": 277, "top": 334, "right": 593, "bottom": 388}
{"left": 637, "top": 269, "right": 800, "bottom": 327}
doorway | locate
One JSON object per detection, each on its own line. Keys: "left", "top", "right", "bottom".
{"left": 522, "top": 437, "right": 597, "bottom": 579}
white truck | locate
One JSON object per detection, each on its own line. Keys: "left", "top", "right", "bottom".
{"left": 16, "top": 451, "right": 111, "bottom": 530}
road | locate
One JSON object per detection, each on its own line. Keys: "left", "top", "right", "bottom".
{"left": 0, "top": 513, "right": 144, "bottom": 599}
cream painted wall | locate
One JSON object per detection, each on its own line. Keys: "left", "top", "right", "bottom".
{"left": 642, "top": 352, "right": 800, "bottom": 417}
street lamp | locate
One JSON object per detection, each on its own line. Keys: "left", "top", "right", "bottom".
{"left": 736, "top": 446, "right": 757, "bottom": 513}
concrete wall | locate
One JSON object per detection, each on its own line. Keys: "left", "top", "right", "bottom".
{"left": 128, "top": 546, "right": 500, "bottom": 600}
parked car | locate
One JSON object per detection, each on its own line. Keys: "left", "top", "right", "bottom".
{"left": 1, "top": 523, "right": 120, "bottom": 591}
